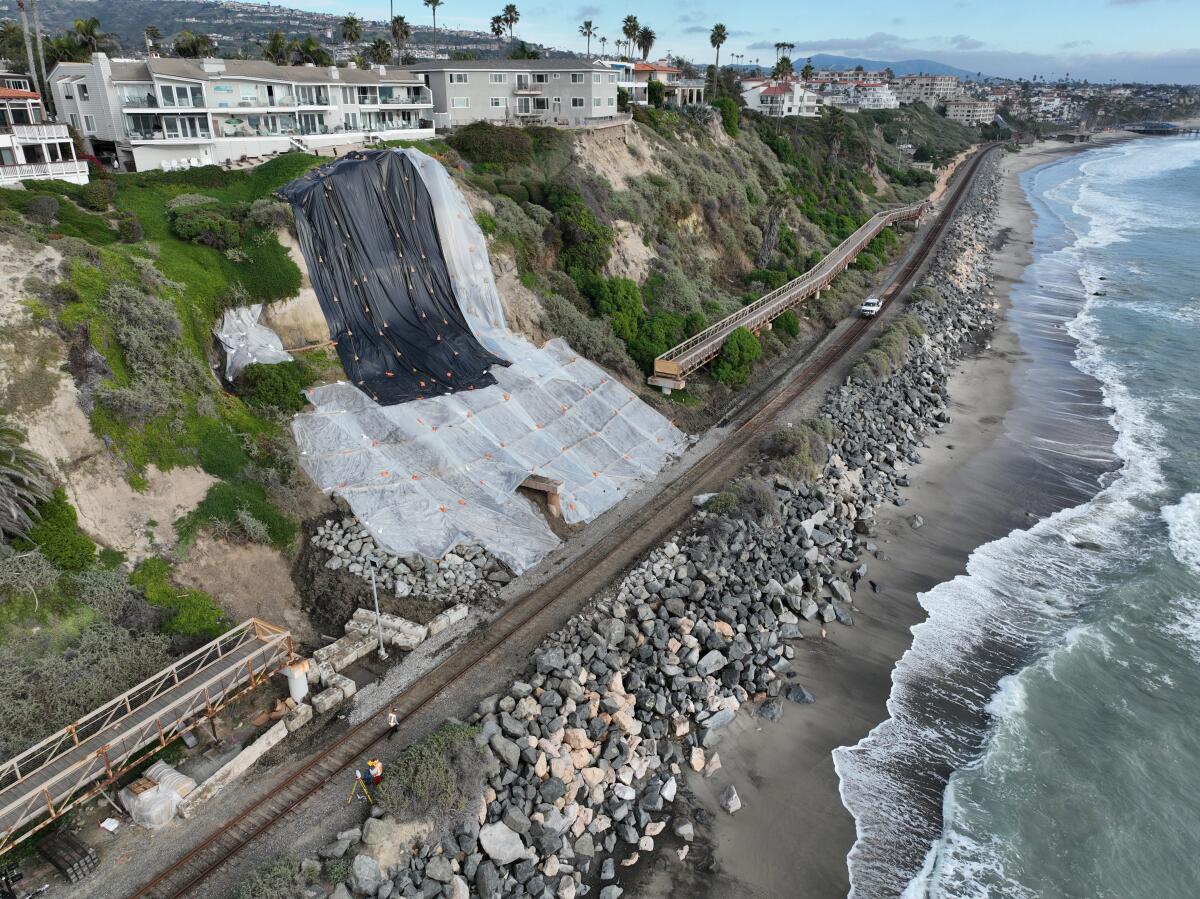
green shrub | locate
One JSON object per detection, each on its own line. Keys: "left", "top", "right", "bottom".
{"left": 186, "top": 417, "right": 251, "bottom": 480}
{"left": 169, "top": 206, "right": 241, "bottom": 250}
{"left": 447, "top": 122, "right": 534, "bottom": 164}
{"left": 647, "top": 80, "right": 666, "bottom": 108}
{"left": 25, "top": 195, "right": 58, "bottom": 226}
{"left": 130, "top": 558, "right": 229, "bottom": 641}
{"left": 117, "top": 212, "right": 144, "bottom": 242}
{"left": 165, "top": 193, "right": 219, "bottom": 211}
{"left": 713, "top": 96, "right": 740, "bottom": 138}
{"left": 236, "top": 361, "right": 313, "bottom": 412}
{"left": 374, "top": 723, "right": 484, "bottom": 822}
{"left": 237, "top": 857, "right": 298, "bottom": 899}
{"left": 703, "top": 491, "right": 739, "bottom": 515}
{"left": 497, "top": 182, "right": 530, "bottom": 204}
{"left": 776, "top": 310, "right": 800, "bottom": 339}
{"left": 16, "top": 489, "right": 96, "bottom": 571}
{"left": 176, "top": 481, "right": 297, "bottom": 550}
{"left": 245, "top": 198, "right": 291, "bottom": 231}
{"left": 549, "top": 189, "right": 612, "bottom": 275}
{"left": 712, "top": 327, "right": 762, "bottom": 388}
{"left": 79, "top": 179, "right": 117, "bottom": 211}
{"left": 524, "top": 181, "right": 547, "bottom": 206}
{"left": 475, "top": 212, "right": 497, "bottom": 236}
{"left": 323, "top": 859, "right": 351, "bottom": 885}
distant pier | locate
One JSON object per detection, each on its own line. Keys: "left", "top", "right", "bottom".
{"left": 1124, "top": 122, "right": 1200, "bottom": 136}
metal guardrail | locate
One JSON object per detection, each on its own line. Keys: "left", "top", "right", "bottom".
{"left": 0, "top": 123, "right": 69, "bottom": 140}
{"left": 0, "top": 159, "right": 88, "bottom": 181}
{"left": 0, "top": 619, "right": 293, "bottom": 855}
{"left": 652, "top": 200, "right": 928, "bottom": 381}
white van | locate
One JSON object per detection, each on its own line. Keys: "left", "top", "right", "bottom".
{"left": 860, "top": 297, "right": 883, "bottom": 318}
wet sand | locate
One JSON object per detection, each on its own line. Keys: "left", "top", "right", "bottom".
{"left": 630, "top": 138, "right": 1124, "bottom": 898}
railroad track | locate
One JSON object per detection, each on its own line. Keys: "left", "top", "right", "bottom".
{"left": 131, "top": 141, "right": 999, "bottom": 899}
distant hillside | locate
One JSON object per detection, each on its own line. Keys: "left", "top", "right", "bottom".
{"left": 805, "top": 54, "right": 982, "bottom": 79}
{"left": 0, "top": 0, "right": 497, "bottom": 56}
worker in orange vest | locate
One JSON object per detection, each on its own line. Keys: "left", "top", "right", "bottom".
{"left": 367, "top": 758, "right": 384, "bottom": 786}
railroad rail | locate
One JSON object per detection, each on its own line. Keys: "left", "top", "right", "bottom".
{"left": 130, "top": 141, "right": 999, "bottom": 899}
{"left": 648, "top": 199, "right": 930, "bottom": 391}
{"left": 0, "top": 619, "right": 293, "bottom": 856}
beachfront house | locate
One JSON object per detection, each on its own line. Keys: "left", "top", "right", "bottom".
{"left": 630, "top": 61, "right": 706, "bottom": 107}
{"left": 0, "top": 77, "right": 88, "bottom": 187}
{"left": 48, "top": 53, "right": 435, "bottom": 172}
{"left": 740, "top": 79, "right": 822, "bottom": 117}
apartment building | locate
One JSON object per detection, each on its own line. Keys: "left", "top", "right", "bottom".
{"left": 945, "top": 97, "right": 997, "bottom": 126}
{"left": 740, "top": 79, "right": 821, "bottom": 117}
{"left": 408, "top": 58, "right": 623, "bottom": 127}
{"left": 48, "top": 53, "right": 434, "bottom": 172}
{"left": 0, "top": 82, "right": 88, "bottom": 187}
{"left": 894, "top": 74, "right": 962, "bottom": 106}
{"left": 808, "top": 80, "right": 899, "bottom": 112}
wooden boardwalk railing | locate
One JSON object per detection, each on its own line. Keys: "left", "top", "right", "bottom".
{"left": 649, "top": 200, "right": 928, "bottom": 391}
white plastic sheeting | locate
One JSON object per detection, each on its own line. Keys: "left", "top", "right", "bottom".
{"left": 292, "top": 149, "right": 687, "bottom": 572}
{"left": 214, "top": 304, "right": 294, "bottom": 380}
{"left": 119, "top": 782, "right": 181, "bottom": 830}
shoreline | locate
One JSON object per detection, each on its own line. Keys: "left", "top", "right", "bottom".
{"left": 630, "top": 136, "right": 1123, "bottom": 898}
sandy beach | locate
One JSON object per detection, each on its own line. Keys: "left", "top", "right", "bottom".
{"left": 630, "top": 136, "right": 1127, "bottom": 899}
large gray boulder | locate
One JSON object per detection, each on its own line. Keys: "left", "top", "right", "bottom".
{"left": 479, "top": 822, "right": 527, "bottom": 865}
{"left": 348, "top": 854, "right": 384, "bottom": 895}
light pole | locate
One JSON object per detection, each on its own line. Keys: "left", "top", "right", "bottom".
{"left": 365, "top": 555, "right": 389, "bottom": 661}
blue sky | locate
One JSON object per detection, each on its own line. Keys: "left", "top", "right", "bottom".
{"left": 288, "top": 0, "right": 1199, "bottom": 82}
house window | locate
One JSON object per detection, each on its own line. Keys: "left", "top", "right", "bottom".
{"left": 533, "top": 97, "right": 549, "bottom": 111}
{"left": 62, "top": 83, "right": 74, "bottom": 99}
{"left": 450, "top": 73, "right": 468, "bottom": 83}
{"left": 83, "top": 114, "right": 96, "bottom": 133}
{"left": 552, "top": 97, "right": 561, "bottom": 104}
{"left": 0, "top": 147, "right": 14, "bottom": 165}
{"left": 533, "top": 73, "right": 548, "bottom": 84}
{"left": 342, "top": 87, "right": 354, "bottom": 104}
{"left": 490, "top": 97, "right": 506, "bottom": 108}
{"left": 69, "top": 113, "right": 80, "bottom": 129}
{"left": 78, "top": 83, "right": 89, "bottom": 101}
{"left": 592, "top": 97, "right": 601, "bottom": 107}
{"left": 451, "top": 97, "right": 470, "bottom": 108}
{"left": 553, "top": 73, "right": 560, "bottom": 80}
{"left": 593, "top": 73, "right": 601, "bottom": 84}
{"left": 608, "top": 74, "right": 615, "bottom": 83}
{"left": 607, "top": 96, "right": 615, "bottom": 106}
{"left": 489, "top": 73, "right": 506, "bottom": 83}
{"left": 571, "top": 73, "right": 584, "bottom": 84}
{"left": 571, "top": 97, "right": 584, "bottom": 107}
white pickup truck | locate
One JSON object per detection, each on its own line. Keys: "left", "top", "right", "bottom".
{"left": 860, "top": 297, "right": 883, "bottom": 318}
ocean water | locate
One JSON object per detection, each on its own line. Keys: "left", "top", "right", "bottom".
{"left": 834, "top": 137, "right": 1200, "bottom": 899}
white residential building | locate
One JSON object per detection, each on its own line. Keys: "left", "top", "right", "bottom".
{"left": 945, "top": 98, "right": 997, "bottom": 125}
{"left": 740, "top": 79, "right": 821, "bottom": 117}
{"left": 808, "top": 80, "right": 898, "bottom": 112}
{"left": 0, "top": 83, "right": 88, "bottom": 187}
{"left": 48, "top": 53, "right": 435, "bottom": 172}
{"left": 630, "top": 61, "right": 706, "bottom": 107}
{"left": 895, "top": 74, "right": 963, "bottom": 106}
{"left": 407, "top": 58, "right": 624, "bottom": 127}
{"left": 854, "top": 82, "right": 900, "bottom": 110}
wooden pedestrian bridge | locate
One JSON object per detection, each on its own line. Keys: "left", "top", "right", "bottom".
{"left": 0, "top": 619, "right": 294, "bottom": 856}
{"left": 648, "top": 199, "right": 930, "bottom": 392}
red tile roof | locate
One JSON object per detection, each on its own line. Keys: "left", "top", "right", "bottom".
{"left": 760, "top": 84, "right": 792, "bottom": 96}
{"left": 633, "top": 61, "right": 680, "bottom": 73}
{"left": 0, "top": 88, "right": 40, "bottom": 100}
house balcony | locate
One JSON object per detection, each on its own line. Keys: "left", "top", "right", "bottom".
{"left": 513, "top": 86, "right": 543, "bottom": 96}
{"left": 1, "top": 123, "right": 70, "bottom": 141}
{"left": 0, "top": 158, "right": 88, "bottom": 184}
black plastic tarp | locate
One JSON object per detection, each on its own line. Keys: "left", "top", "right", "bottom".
{"left": 280, "top": 150, "right": 507, "bottom": 405}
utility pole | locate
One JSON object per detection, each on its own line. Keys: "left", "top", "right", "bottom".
{"left": 365, "top": 555, "right": 389, "bottom": 661}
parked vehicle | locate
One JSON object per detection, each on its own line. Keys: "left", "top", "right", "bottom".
{"left": 860, "top": 297, "right": 883, "bottom": 318}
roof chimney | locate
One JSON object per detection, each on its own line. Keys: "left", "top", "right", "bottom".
{"left": 328, "top": 66, "right": 340, "bottom": 80}
{"left": 200, "top": 57, "right": 225, "bottom": 74}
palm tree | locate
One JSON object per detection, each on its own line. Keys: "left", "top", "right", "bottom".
{"left": 489, "top": 15, "right": 504, "bottom": 38}
{"left": 801, "top": 58, "right": 814, "bottom": 81}
{"left": 424, "top": 0, "right": 444, "bottom": 55}
{"left": 144, "top": 24, "right": 161, "bottom": 52}
{"left": 635, "top": 25, "right": 655, "bottom": 61}
{"left": 502, "top": 4, "right": 519, "bottom": 40}
{"left": 365, "top": 37, "right": 392, "bottom": 65}
{"left": 173, "top": 30, "right": 216, "bottom": 58}
{"left": 72, "top": 17, "right": 108, "bottom": 53}
{"left": 45, "top": 33, "right": 87, "bottom": 64}
{"left": 259, "top": 30, "right": 293, "bottom": 65}
{"left": 772, "top": 56, "right": 793, "bottom": 80}
{"left": 709, "top": 23, "right": 727, "bottom": 76}
{"left": 29, "top": 0, "right": 50, "bottom": 113}
{"left": 599, "top": 36, "right": 607, "bottom": 57}
{"left": 0, "top": 417, "right": 52, "bottom": 542}
{"left": 340, "top": 14, "right": 363, "bottom": 45}
{"left": 579, "top": 20, "right": 595, "bottom": 57}
{"left": 390, "top": 15, "right": 411, "bottom": 63}
{"left": 15, "top": 2, "right": 38, "bottom": 99}
{"left": 621, "top": 15, "right": 638, "bottom": 59}
{"left": 297, "top": 35, "right": 331, "bottom": 66}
